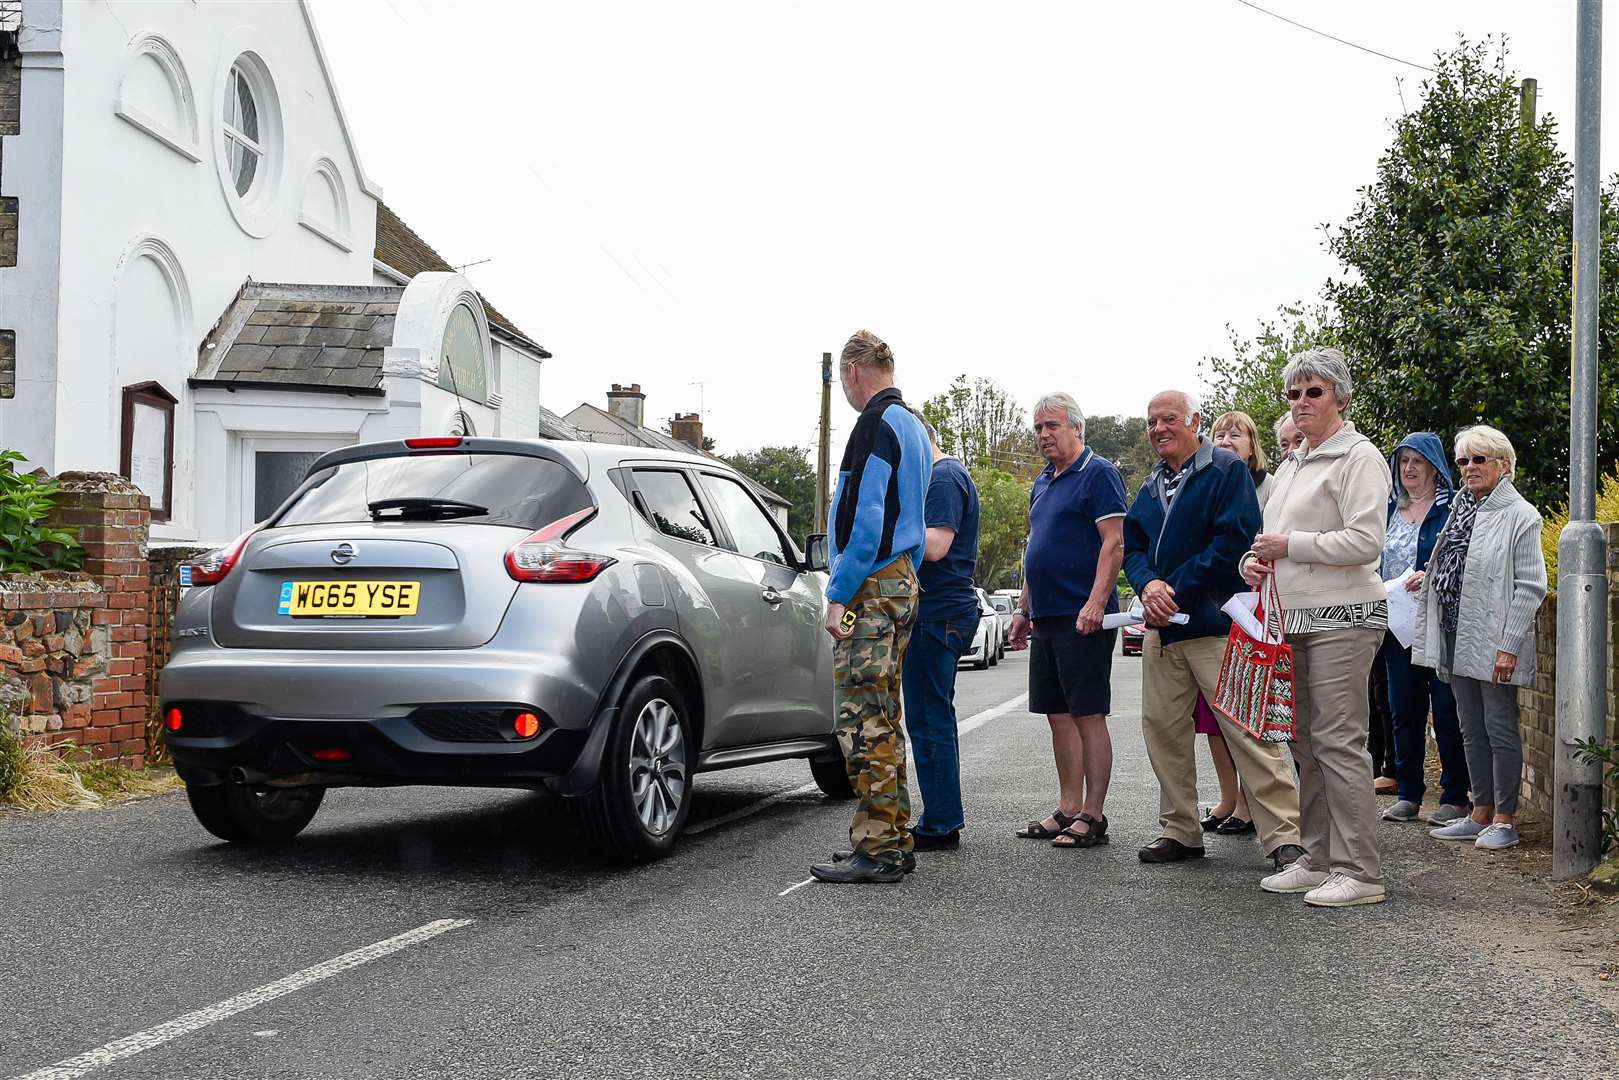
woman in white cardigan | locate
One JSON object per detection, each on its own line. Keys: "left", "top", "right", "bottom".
{"left": 1413, "top": 425, "right": 1547, "bottom": 851}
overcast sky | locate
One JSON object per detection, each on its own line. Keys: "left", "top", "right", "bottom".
{"left": 310, "top": 0, "right": 1617, "bottom": 457}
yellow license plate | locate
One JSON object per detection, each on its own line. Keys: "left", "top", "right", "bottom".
{"left": 278, "top": 580, "right": 421, "bottom": 618}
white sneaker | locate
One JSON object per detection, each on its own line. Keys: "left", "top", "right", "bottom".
{"left": 1304, "top": 872, "right": 1387, "bottom": 907}
{"left": 1475, "top": 823, "right": 1520, "bottom": 850}
{"left": 1261, "top": 860, "right": 1329, "bottom": 894}
{"left": 1430, "top": 816, "right": 1486, "bottom": 841}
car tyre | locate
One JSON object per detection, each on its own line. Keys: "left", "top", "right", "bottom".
{"left": 576, "top": 673, "right": 693, "bottom": 862}
{"left": 185, "top": 781, "right": 325, "bottom": 844}
{"left": 809, "top": 753, "right": 856, "bottom": 799}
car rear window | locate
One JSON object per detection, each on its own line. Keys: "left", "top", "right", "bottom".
{"left": 270, "top": 454, "right": 592, "bottom": 530}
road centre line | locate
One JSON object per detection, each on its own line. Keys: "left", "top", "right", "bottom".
{"left": 777, "top": 878, "right": 816, "bottom": 897}
{"left": 9, "top": 919, "right": 474, "bottom": 1080}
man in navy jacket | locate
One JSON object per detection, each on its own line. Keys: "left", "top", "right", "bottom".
{"left": 1123, "top": 390, "right": 1304, "bottom": 872}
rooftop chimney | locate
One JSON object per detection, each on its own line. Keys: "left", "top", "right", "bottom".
{"left": 670, "top": 412, "right": 704, "bottom": 450}
{"left": 606, "top": 382, "right": 645, "bottom": 429}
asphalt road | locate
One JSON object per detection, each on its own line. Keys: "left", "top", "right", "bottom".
{"left": 3, "top": 649, "right": 1617, "bottom": 1080}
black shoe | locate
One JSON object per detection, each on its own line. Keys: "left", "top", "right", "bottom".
{"left": 811, "top": 852, "right": 906, "bottom": 883}
{"left": 1200, "top": 809, "right": 1227, "bottom": 832}
{"left": 1269, "top": 843, "right": 1307, "bottom": 871}
{"left": 1137, "top": 837, "right": 1206, "bottom": 863}
{"left": 832, "top": 848, "right": 917, "bottom": 873}
{"left": 911, "top": 829, "right": 960, "bottom": 851}
{"left": 1215, "top": 815, "right": 1256, "bottom": 835}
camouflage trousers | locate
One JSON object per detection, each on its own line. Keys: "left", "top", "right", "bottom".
{"left": 834, "top": 554, "right": 919, "bottom": 864}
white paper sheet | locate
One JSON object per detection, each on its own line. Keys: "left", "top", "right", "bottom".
{"left": 1102, "top": 603, "right": 1188, "bottom": 630}
{"left": 1221, "top": 591, "right": 1282, "bottom": 645}
{"left": 1383, "top": 568, "right": 1420, "bottom": 648}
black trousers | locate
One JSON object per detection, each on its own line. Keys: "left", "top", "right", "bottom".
{"left": 1366, "top": 650, "right": 1397, "bottom": 780}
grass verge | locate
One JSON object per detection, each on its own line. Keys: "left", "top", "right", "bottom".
{"left": 0, "top": 719, "right": 180, "bottom": 811}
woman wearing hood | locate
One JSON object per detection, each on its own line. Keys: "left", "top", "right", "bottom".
{"left": 1413, "top": 426, "right": 1548, "bottom": 851}
{"left": 1378, "top": 433, "right": 1470, "bottom": 825}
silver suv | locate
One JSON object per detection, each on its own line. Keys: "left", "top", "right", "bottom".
{"left": 160, "top": 437, "right": 845, "bottom": 860}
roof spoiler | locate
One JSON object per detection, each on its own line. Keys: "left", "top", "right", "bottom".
{"left": 306, "top": 437, "right": 590, "bottom": 483}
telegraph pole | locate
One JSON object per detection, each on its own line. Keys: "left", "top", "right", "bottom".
{"left": 816, "top": 352, "right": 832, "bottom": 532}
{"left": 1519, "top": 77, "right": 1538, "bottom": 132}
{"left": 1555, "top": 0, "right": 1607, "bottom": 880}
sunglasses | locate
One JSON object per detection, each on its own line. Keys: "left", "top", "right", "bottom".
{"left": 1284, "top": 386, "right": 1328, "bottom": 401}
{"left": 1456, "top": 454, "right": 1496, "bottom": 467}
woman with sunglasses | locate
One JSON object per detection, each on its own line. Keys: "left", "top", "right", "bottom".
{"left": 1413, "top": 425, "right": 1547, "bottom": 851}
{"left": 1240, "top": 347, "right": 1391, "bottom": 907}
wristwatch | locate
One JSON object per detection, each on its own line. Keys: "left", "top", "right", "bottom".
{"left": 1017, "top": 607, "right": 1030, "bottom": 619}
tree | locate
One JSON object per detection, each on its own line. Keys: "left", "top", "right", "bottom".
{"left": 1084, "top": 414, "right": 1158, "bottom": 494}
{"left": 718, "top": 445, "right": 817, "bottom": 545}
{"left": 1200, "top": 302, "right": 1341, "bottom": 455}
{"left": 921, "top": 376, "right": 1041, "bottom": 478}
{"left": 970, "top": 465, "right": 1029, "bottom": 590}
{"left": 1323, "top": 37, "right": 1619, "bottom": 510}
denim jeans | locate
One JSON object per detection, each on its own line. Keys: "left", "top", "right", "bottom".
{"left": 1381, "top": 632, "right": 1470, "bottom": 807}
{"left": 900, "top": 616, "right": 972, "bottom": 837}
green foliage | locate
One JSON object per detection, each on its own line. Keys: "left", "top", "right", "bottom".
{"left": 1087, "top": 415, "right": 1159, "bottom": 494}
{"left": 1540, "top": 468, "right": 1619, "bottom": 590}
{"left": 970, "top": 465, "right": 1028, "bottom": 591}
{"left": 719, "top": 445, "right": 818, "bottom": 546}
{"left": 0, "top": 714, "right": 22, "bottom": 801}
{"left": 0, "top": 452, "right": 82, "bottom": 573}
{"left": 1572, "top": 737, "right": 1619, "bottom": 855}
{"left": 1323, "top": 37, "right": 1619, "bottom": 512}
{"left": 921, "top": 376, "right": 1041, "bottom": 478}
{"left": 1201, "top": 302, "right": 1341, "bottom": 451}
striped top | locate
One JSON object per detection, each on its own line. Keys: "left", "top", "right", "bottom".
{"left": 1284, "top": 600, "right": 1389, "bottom": 636}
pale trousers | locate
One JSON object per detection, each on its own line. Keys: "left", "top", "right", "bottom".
{"left": 1290, "top": 627, "right": 1384, "bottom": 884}
{"left": 1141, "top": 632, "right": 1302, "bottom": 852}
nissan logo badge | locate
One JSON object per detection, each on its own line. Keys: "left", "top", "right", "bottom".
{"left": 331, "top": 542, "right": 358, "bottom": 565}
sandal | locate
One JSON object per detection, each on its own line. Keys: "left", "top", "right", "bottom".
{"left": 1016, "top": 808, "right": 1077, "bottom": 840}
{"left": 1052, "top": 812, "right": 1109, "bottom": 848}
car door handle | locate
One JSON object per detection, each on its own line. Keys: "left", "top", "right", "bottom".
{"left": 760, "top": 587, "right": 785, "bottom": 606}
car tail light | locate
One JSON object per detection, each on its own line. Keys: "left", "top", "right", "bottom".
{"left": 405, "top": 436, "right": 463, "bottom": 449}
{"left": 164, "top": 707, "right": 183, "bottom": 733}
{"left": 187, "top": 528, "right": 258, "bottom": 587}
{"left": 311, "top": 748, "right": 351, "bottom": 762}
{"left": 505, "top": 507, "right": 615, "bottom": 583}
{"left": 512, "top": 712, "right": 541, "bottom": 739}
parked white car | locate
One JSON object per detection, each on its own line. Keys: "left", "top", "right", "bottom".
{"left": 961, "top": 590, "right": 1004, "bottom": 670}
{"left": 983, "top": 590, "right": 1015, "bottom": 643}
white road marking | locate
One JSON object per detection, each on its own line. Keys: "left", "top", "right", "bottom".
{"left": 777, "top": 877, "right": 816, "bottom": 897}
{"left": 687, "top": 782, "right": 819, "bottom": 835}
{"left": 957, "top": 691, "right": 1029, "bottom": 738}
{"left": 9, "top": 919, "right": 473, "bottom": 1080}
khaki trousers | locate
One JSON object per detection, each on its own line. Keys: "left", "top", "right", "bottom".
{"left": 1289, "top": 627, "right": 1384, "bottom": 884}
{"left": 1141, "top": 631, "right": 1302, "bottom": 852}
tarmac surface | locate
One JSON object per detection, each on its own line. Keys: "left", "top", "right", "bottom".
{"left": 3, "top": 649, "right": 1617, "bottom": 1079}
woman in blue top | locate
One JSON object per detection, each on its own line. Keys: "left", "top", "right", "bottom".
{"left": 1378, "top": 432, "right": 1470, "bottom": 825}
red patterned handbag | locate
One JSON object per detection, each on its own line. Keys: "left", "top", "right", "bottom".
{"left": 1212, "top": 576, "right": 1296, "bottom": 743}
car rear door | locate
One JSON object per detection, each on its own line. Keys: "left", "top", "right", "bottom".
{"left": 694, "top": 470, "right": 830, "bottom": 743}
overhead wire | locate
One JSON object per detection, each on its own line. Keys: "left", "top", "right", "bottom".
{"left": 1232, "top": 0, "right": 1435, "bottom": 74}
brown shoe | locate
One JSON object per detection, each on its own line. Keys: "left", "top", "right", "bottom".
{"left": 1374, "top": 776, "right": 1398, "bottom": 795}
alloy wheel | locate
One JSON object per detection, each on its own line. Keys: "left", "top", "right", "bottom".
{"left": 628, "top": 697, "right": 686, "bottom": 836}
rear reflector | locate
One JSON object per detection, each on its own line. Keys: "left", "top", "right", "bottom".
{"left": 187, "top": 527, "right": 258, "bottom": 587}
{"left": 405, "top": 436, "right": 463, "bottom": 449}
{"left": 311, "top": 748, "right": 351, "bottom": 762}
{"left": 505, "top": 507, "right": 614, "bottom": 583}
{"left": 512, "top": 712, "right": 541, "bottom": 739}
{"left": 164, "top": 707, "right": 183, "bottom": 733}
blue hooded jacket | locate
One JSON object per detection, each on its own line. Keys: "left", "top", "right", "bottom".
{"left": 1386, "top": 432, "right": 1454, "bottom": 571}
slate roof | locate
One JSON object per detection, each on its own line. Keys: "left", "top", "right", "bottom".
{"left": 194, "top": 282, "right": 402, "bottom": 392}
{"left": 373, "top": 203, "right": 548, "bottom": 356}
{"left": 536, "top": 405, "right": 585, "bottom": 441}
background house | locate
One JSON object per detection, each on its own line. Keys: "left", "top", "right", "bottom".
{"left": 0, "top": 0, "right": 558, "bottom": 546}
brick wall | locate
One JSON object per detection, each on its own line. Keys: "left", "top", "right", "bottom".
{"left": 0, "top": 474, "right": 152, "bottom": 766}
{"left": 1516, "top": 522, "right": 1619, "bottom": 817}
{"left": 145, "top": 545, "right": 207, "bottom": 764}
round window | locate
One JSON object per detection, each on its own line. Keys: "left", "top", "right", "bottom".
{"left": 223, "top": 63, "right": 262, "bottom": 197}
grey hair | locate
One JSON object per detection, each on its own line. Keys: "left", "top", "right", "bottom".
{"left": 1455, "top": 424, "right": 1517, "bottom": 479}
{"left": 1281, "top": 347, "right": 1353, "bottom": 409}
{"left": 1151, "top": 389, "right": 1201, "bottom": 424}
{"left": 1272, "top": 413, "right": 1291, "bottom": 437}
{"left": 1032, "top": 392, "right": 1086, "bottom": 436}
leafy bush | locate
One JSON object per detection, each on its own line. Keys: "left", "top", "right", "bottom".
{"left": 1572, "top": 737, "right": 1619, "bottom": 856}
{"left": 0, "top": 714, "right": 23, "bottom": 801}
{"left": 1540, "top": 469, "right": 1619, "bottom": 590}
{"left": 0, "top": 450, "right": 83, "bottom": 572}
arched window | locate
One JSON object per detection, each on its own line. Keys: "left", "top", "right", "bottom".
{"left": 437, "top": 303, "right": 488, "bottom": 401}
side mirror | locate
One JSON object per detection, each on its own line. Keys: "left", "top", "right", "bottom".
{"left": 804, "top": 533, "right": 830, "bottom": 572}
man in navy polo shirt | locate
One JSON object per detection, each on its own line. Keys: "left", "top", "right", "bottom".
{"left": 900, "top": 409, "right": 980, "bottom": 852}
{"left": 1007, "top": 392, "right": 1127, "bottom": 849}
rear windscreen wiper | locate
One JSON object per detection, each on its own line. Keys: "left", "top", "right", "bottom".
{"left": 367, "top": 497, "right": 490, "bottom": 520}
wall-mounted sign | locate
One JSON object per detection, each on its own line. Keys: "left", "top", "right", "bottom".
{"left": 120, "top": 381, "right": 177, "bottom": 522}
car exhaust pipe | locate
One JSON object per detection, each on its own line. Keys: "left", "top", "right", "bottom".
{"left": 229, "top": 766, "right": 268, "bottom": 785}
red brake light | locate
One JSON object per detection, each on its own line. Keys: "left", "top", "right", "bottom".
{"left": 505, "top": 507, "right": 614, "bottom": 583}
{"left": 512, "top": 712, "right": 541, "bottom": 739}
{"left": 311, "top": 748, "right": 351, "bottom": 762}
{"left": 406, "top": 437, "right": 463, "bottom": 449}
{"left": 164, "top": 707, "right": 183, "bottom": 733}
{"left": 188, "top": 528, "right": 257, "bottom": 587}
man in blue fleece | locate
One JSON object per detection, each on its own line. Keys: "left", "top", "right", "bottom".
{"left": 1124, "top": 389, "right": 1304, "bottom": 871}
{"left": 810, "top": 330, "right": 932, "bottom": 885}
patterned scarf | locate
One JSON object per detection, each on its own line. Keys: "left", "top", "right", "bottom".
{"left": 1428, "top": 488, "right": 1479, "bottom": 633}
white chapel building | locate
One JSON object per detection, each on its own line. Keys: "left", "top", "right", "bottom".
{"left": 0, "top": 0, "right": 571, "bottom": 547}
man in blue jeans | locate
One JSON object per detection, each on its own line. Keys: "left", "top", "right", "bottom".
{"left": 900, "top": 410, "right": 980, "bottom": 852}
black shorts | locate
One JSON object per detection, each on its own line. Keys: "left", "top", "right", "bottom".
{"left": 1028, "top": 616, "right": 1116, "bottom": 716}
